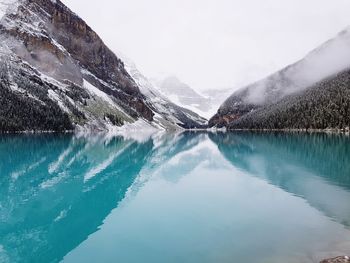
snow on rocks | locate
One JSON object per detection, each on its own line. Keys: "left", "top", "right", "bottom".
{"left": 320, "top": 256, "right": 350, "bottom": 263}
{"left": 0, "top": 0, "right": 18, "bottom": 19}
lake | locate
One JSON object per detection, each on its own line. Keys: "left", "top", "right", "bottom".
{"left": 1, "top": 132, "right": 350, "bottom": 263}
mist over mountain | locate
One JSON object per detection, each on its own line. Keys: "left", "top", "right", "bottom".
{"left": 1, "top": 0, "right": 349, "bottom": 133}
{"left": 210, "top": 27, "right": 350, "bottom": 130}
{"left": 122, "top": 59, "right": 207, "bottom": 129}
{"left": 201, "top": 88, "right": 233, "bottom": 113}
{"left": 0, "top": 0, "right": 206, "bottom": 132}
{"left": 152, "top": 75, "right": 231, "bottom": 119}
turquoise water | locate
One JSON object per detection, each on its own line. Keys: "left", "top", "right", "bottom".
{"left": 1, "top": 132, "right": 350, "bottom": 263}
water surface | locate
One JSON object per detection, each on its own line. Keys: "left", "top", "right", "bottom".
{"left": 1, "top": 132, "right": 350, "bottom": 263}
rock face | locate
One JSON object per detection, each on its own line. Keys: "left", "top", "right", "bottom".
{"left": 0, "top": 0, "right": 206, "bottom": 131}
{"left": 209, "top": 27, "right": 350, "bottom": 130}
{"left": 320, "top": 256, "right": 350, "bottom": 263}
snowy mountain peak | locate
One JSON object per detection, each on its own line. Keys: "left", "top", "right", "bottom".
{"left": 122, "top": 58, "right": 207, "bottom": 129}
{"left": 152, "top": 75, "right": 231, "bottom": 119}
{"left": 0, "top": 0, "right": 207, "bottom": 132}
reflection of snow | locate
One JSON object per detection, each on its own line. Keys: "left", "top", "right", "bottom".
{"left": 168, "top": 138, "right": 219, "bottom": 165}
{"left": 0, "top": 244, "right": 10, "bottom": 263}
{"left": 84, "top": 142, "right": 132, "bottom": 182}
{"left": 40, "top": 172, "right": 68, "bottom": 189}
{"left": 125, "top": 134, "right": 232, "bottom": 200}
{"left": 105, "top": 120, "right": 159, "bottom": 143}
{"left": 11, "top": 157, "right": 46, "bottom": 180}
{"left": 49, "top": 147, "right": 73, "bottom": 174}
{"left": 54, "top": 207, "right": 71, "bottom": 222}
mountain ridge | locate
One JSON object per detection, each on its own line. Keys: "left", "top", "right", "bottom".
{"left": 152, "top": 75, "right": 231, "bottom": 119}
{"left": 209, "top": 26, "right": 350, "bottom": 130}
{"left": 0, "top": 0, "right": 206, "bottom": 132}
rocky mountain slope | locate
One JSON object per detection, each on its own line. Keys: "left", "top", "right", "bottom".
{"left": 122, "top": 60, "right": 207, "bottom": 130}
{"left": 210, "top": 27, "right": 350, "bottom": 130}
{"left": 155, "top": 76, "right": 211, "bottom": 115}
{"left": 153, "top": 76, "right": 213, "bottom": 118}
{"left": 0, "top": 0, "right": 206, "bottom": 132}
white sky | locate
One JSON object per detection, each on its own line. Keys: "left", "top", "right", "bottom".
{"left": 63, "top": 0, "right": 350, "bottom": 92}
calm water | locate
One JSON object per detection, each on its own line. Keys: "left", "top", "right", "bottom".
{"left": 1, "top": 132, "right": 350, "bottom": 263}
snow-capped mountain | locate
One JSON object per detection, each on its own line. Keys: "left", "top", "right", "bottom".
{"left": 210, "top": 27, "right": 350, "bottom": 130}
{"left": 155, "top": 76, "right": 211, "bottom": 116}
{"left": 122, "top": 59, "right": 207, "bottom": 130}
{"left": 0, "top": 0, "right": 206, "bottom": 132}
{"left": 153, "top": 75, "right": 230, "bottom": 119}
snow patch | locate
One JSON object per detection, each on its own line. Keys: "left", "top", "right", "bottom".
{"left": 84, "top": 142, "right": 132, "bottom": 182}
{"left": 82, "top": 78, "right": 131, "bottom": 119}
{"left": 48, "top": 89, "right": 70, "bottom": 113}
{"left": 83, "top": 79, "right": 115, "bottom": 106}
{"left": 122, "top": 58, "right": 207, "bottom": 129}
{"left": 49, "top": 147, "right": 72, "bottom": 174}
{"left": 0, "top": 0, "right": 18, "bottom": 20}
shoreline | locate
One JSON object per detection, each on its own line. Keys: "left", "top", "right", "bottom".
{"left": 0, "top": 127, "right": 350, "bottom": 135}
{"left": 220, "top": 127, "right": 350, "bottom": 135}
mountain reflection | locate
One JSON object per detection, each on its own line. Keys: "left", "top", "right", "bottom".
{"left": 0, "top": 132, "right": 208, "bottom": 263}
{"left": 1, "top": 132, "right": 350, "bottom": 263}
{"left": 209, "top": 132, "right": 350, "bottom": 227}
{"left": 0, "top": 134, "right": 154, "bottom": 263}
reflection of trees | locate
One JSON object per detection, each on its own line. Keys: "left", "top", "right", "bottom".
{"left": 0, "top": 134, "right": 153, "bottom": 263}
{"left": 0, "top": 131, "right": 205, "bottom": 263}
{"left": 210, "top": 132, "right": 350, "bottom": 187}
{"left": 210, "top": 132, "right": 350, "bottom": 227}
{"left": 136, "top": 132, "right": 207, "bottom": 184}
{"left": 5, "top": 131, "right": 348, "bottom": 262}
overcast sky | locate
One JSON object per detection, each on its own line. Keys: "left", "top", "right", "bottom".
{"left": 63, "top": 0, "right": 350, "bottom": 92}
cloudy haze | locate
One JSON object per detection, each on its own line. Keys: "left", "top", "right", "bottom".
{"left": 63, "top": 0, "right": 350, "bottom": 92}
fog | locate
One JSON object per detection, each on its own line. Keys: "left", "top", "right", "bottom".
{"left": 240, "top": 27, "right": 350, "bottom": 105}
{"left": 63, "top": 0, "right": 350, "bottom": 92}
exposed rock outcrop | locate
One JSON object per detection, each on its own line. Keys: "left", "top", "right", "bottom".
{"left": 0, "top": 0, "right": 206, "bottom": 131}
{"left": 320, "top": 256, "right": 350, "bottom": 263}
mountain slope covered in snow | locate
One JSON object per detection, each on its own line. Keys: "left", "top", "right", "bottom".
{"left": 0, "top": 0, "right": 206, "bottom": 132}
{"left": 157, "top": 76, "right": 211, "bottom": 113}
{"left": 123, "top": 61, "right": 207, "bottom": 130}
{"left": 153, "top": 76, "right": 230, "bottom": 119}
{"left": 210, "top": 27, "right": 350, "bottom": 130}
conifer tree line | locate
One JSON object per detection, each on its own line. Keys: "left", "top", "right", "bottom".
{"left": 229, "top": 70, "right": 350, "bottom": 131}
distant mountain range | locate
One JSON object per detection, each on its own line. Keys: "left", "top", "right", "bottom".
{"left": 210, "top": 27, "right": 350, "bottom": 130}
{"left": 0, "top": 0, "right": 206, "bottom": 132}
{"left": 153, "top": 75, "right": 231, "bottom": 119}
